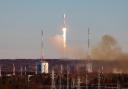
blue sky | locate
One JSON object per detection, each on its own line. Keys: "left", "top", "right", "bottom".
{"left": 0, "top": 0, "right": 128, "bottom": 59}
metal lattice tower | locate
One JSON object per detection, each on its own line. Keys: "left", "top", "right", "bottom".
{"left": 88, "top": 28, "right": 90, "bottom": 54}
{"left": 12, "top": 64, "right": 15, "bottom": 76}
{"left": 86, "top": 73, "right": 88, "bottom": 89}
{"left": 59, "top": 65, "right": 63, "bottom": 89}
{"left": 0, "top": 65, "right": 1, "bottom": 77}
{"left": 98, "top": 70, "right": 101, "bottom": 89}
{"left": 40, "top": 30, "right": 49, "bottom": 74}
{"left": 117, "top": 81, "right": 121, "bottom": 89}
{"left": 77, "top": 77, "right": 81, "bottom": 89}
{"left": 67, "top": 65, "right": 69, "bottom": 89}
{"left": 35, "top": 64, "right": 37, "bottom": 75}
{"left": 51, "top": 69, "right": 56, "bottom": 89}
{"left": 71, "top": 78, "right": 75, "bottom": 89}
{"left": 86, "top": 28, "right": 93, "bottom": 73}
{"left": 25, "top": 66, "right": 27, "bottom": 75}
{"left": 20, "top": 66, "right": 23, "bottom": 76}
{"left": 41, "top": 30, "right": 44, "bottom": 61}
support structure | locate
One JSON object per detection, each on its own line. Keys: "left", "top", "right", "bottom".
{"left": 67, "top": 65, "right": 69, "bottom": 89}
{"left": 77, "top": 77, "right": 81, "bottom": 89}
{"left": 20, "top": 66, "right": 23, "bottom": 76}
{"left": 35, "top": 64, "right": 37, "bottom": 75}
{"left": 117, "top": 81, "right": 121, "bottom": 89}
{"left": 51, "top": 69, "right": 56, "bottom": 89}
{"left": 98, "top": 70, "right": 101, "bottom": 89}
{"left": 59, "top": 65, "right": 63, "bottom": 89}
{"left": 12, "top": 64, "right": 15, "bottom": 76}
{"left": 37, "top": 30, "right": 49, "bottom": 74}
{"left": 25, "top": 66, "right": 27, "bottom": 75}
{"left": 0, "top": 65, "right": 1, "bottom": 77}
{"left": 41, "top": 30, "right": 44, "bottom": 61}
{"left": 86, "top": 73, "right": 88, "bottom": 89}
{"left": 71, "top": 78, "right": 75, "bottom": 89}
{"left": 86, "top": 28, "right": 92, "bottom": 73}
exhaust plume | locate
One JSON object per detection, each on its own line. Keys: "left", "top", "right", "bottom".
{"left": 49, "top": 34, "right": 87, "bottom": 59}
{"left": 62, "top": 27, "right": 67, "bottom": 48}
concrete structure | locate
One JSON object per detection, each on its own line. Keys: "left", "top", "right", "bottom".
{"left": 37, "top": 61, "right": 49, "bottom": 74}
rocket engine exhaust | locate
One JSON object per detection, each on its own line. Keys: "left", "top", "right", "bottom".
{"left": 62, "top": 14, "right": 67, "bottom": 49}
{"left": 62, "top": 27, "right": 67, "bottom": 48}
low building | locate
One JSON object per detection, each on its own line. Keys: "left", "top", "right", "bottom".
{"left": 37, "top": 61, "right": 49, "bottom": 74}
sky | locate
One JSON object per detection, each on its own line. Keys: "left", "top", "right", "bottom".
{"left": 0, "top": 0, "right": 128, "bottom": 59}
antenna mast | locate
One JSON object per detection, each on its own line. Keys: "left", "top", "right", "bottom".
{"left": 86, "top": 28, "right": 92, "bottom": 73}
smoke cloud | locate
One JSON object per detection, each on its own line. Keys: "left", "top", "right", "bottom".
{"left": 91, "top": 35, "right": 128, "bottom": 60}
{"left": 50, "top": 34, "right": 128, "bottom": 60}
{"left": 49, "top": 34, "right": 64, "bottom": 55}
{"left": 49, "top": 34, "right": 87, "bottom": 59}
{"left": 66, "top": 46, "right": 87, "bottom": 59}
{"left": 49, "top": 34, "right": 128, "bottom": 73}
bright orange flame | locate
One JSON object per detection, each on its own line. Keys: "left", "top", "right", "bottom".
{"left": 62, "top": 27, "right": 67, "bottom": 48}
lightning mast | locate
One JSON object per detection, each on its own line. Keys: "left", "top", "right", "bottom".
{"left": 88, "top": 28, "right": 90, "bottom": 54}
{"left": 86, "top": 28, "right": 92, "bottom": 73}
{"left": 41, "top": 30, "right": 44, "bottom": 61}
{"left": 38, "top": 30, "right": 49, "bottom": 74}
